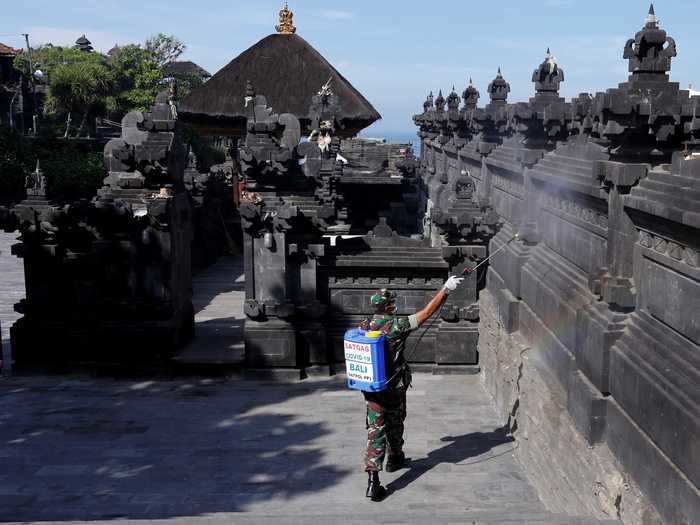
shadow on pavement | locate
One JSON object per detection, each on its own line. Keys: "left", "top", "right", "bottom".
{"left": 386, "top": 423, "right": 515, "bottom": 496}
{"left": 0, "top": 377, "right": 353, "bottom": 522}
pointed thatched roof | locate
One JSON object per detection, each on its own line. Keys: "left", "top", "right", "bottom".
{"left": 163, "top": 60, "right": 211, "bottom": 79}
{"left": 179, "top": 33, "right": 381, "bottom": 136}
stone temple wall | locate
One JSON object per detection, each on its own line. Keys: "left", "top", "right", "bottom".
{"left": 414, "top": 9, "right": 699, "bottom": 525}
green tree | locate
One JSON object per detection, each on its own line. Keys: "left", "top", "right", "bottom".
{"left": 14, "top": 45, "right": 105, "bottom": 83}
{"left": 108, "top": 44, "right": 163, "bottom": 115}
{"left": 0, "top": 128, "right": 27, "bottom": 204}
{"left": 15, "top": 47, "right": 114, "bottom": 136}
{"left": 169, "top": 71, "right": 205, "bottom": 100}
{"left": 145, "top": 33, "right": 186, "bottom": 68}
{"left": 44, "top": 58, "right": 113, "bottom": 137}
{"left": 12, "top": 35, "right": 190, "bottom": 133}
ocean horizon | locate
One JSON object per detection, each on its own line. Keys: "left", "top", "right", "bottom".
{"left": 358, "top": 130, "right": 421, "bottom": 155}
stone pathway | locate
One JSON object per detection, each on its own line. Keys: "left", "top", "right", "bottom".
{"left": 0, "top": 231, "right": 23, "bottom": 373}
{"left": 0, "top": 373, "right": 620, "bottom": 524}
{"left": 174, "top": 257, "right": 245, "bottom": 365}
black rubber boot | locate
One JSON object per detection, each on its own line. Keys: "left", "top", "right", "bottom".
{"left": 385, "top": 452, "right": 406, "bottom": 473}
{"left": 366, "top": 471, "right": 386, "bottom": 501}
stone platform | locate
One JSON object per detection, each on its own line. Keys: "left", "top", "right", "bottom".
{"left": 0, "top": 373, "right": 620, "bottom": 524}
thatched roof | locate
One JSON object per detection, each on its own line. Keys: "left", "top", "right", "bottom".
{"left": 163, "top": 61, "right": 211, "bottom": 79}
{"left": 179, "top": 33, "right": 381, "bottom": 136}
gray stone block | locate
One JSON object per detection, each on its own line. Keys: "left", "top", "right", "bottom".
{"left": 567, "top": 370, "right": 607, "bottom": 445}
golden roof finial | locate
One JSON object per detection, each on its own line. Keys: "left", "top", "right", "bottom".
{"left": 276, "top": 1, "right": 296, "bottom": 34}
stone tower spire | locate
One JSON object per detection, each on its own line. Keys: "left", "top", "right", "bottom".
{"left": 462, "top": 77, "right": 480, "bottom": 110}
{"left": 532, "top": 48, "right": 564, "bottom": 94}
{"left": 447, "top": 86, "right": 460, "bottom": 112}
{"left": 423, "top": 91, "right": 434, "bottom": 113}
{"left": 623, "top": 3, "right": 676, "bottom": 76}
{"left": 488, "top": 68, "right": 510, "bottom": 103}
{"left": 435, "top": 90, "right": 446, "bottom": 113}
{"left": 645, "top": 3, "right": 658, "bottom": 27}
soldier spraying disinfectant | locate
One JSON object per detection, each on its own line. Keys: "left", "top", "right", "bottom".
{"left": 359, "top": 275, "right": 464, "bottom": 501}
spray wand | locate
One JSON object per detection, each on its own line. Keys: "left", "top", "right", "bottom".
{"left": 390, "top": 232, "right": 521, "bottom": 383}
{"left": 462, "top": 232, "right": 520, "bottom": 276}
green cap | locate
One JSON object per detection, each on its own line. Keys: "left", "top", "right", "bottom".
{"left": 370, "top": 289, "right": 396, "bottom": 311}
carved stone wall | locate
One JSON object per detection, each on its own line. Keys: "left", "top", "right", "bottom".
{"left": 414, "top": 11, "right": 699, "bottom": 524}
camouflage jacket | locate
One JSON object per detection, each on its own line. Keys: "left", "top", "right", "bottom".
{"left": 360, "top": 314, "right": 416, "bottom": 389}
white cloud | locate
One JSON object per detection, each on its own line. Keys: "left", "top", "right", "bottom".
{"left": 320, "top": 10, "right": 355, "bottom": 20}
{"left": 25, "top": 26, "right": 135, "bottom": 53}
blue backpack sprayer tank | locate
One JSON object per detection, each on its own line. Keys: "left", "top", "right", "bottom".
{"left": 343, "top": 329, "right": 388, "bottom": 392}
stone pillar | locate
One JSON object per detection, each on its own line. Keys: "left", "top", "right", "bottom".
{"left": 293, "top": 243, "right": 327, "bottom": 366}
{"left": 244, "top": 228, "right": 298, "bottom": 369}
{"left": 598, "top": 161, "right": 647, "bottom": 310}
{"left": 476, "top": 142, "right": 496, "bottom": 208}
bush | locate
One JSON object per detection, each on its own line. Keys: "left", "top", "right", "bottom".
{"left": 0, "top": 128, "right": 27, "bottom": 204}
{"left": 0, "top": 128, "right": 105, "bottom": 204}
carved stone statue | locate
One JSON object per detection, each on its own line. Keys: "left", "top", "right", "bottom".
{"left": 25, "top": 161, "right": 47, "bottom": 197}
{"left": 455, "top": 175, "right": 475, "bottom": 200}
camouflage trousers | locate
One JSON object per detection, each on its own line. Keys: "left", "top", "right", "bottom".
{"left": 363, "top": 388, "right": 407, "bottom": 472}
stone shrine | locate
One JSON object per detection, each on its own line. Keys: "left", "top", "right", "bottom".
{"left": 6, "top": 92, "right": 194, "bottom": 363}
{"left": 176, "top": 4, "right": 492, "bottom": 371}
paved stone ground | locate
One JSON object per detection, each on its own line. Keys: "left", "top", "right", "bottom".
{"left": 0, "top": 373, "right": 620, "bottom": 525}
{"left": 0, "top": 231, "right": 23, "bottom": 374}
{"left": 174, "top": 257, "right": 245, "bottom": 365}
{"left": 0, "top": 245, "right": 621, "bottom": 524}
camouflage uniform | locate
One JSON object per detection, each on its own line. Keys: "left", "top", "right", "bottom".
{"left": 360, "top": 313, "right": 415, "bottom": 472}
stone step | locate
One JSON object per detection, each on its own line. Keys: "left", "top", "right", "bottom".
{"left": 530, "top": 168, "right": 598, "bottom": 195}
{"left": 641, "top": 178, "right": 700, "bottom": 201}
{"left": 333, "top": 259, "right": 448, "bottom": 268}
{"left": 531, "top": 162, "right": 595, "bottom": 184}
{"left": 541, "top": 153, "right": 595, "bottom": 170}
{"left": 336, "top": 253, "right": 445, "bottom": 261}
{"left": 632, "top": 186, "right": 698, "bottom": 213}
{"left": 350, "top": 247, "right": 440, "bottom": 253}
{"left": 646, "top": 169, "right": 700, "bottom": 190}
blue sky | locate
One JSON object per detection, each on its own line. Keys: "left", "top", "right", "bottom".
{"left": 3, "top": 1, "right": 700, "bottom": 134}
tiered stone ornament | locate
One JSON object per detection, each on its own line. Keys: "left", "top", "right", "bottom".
{"left": 275, "top": 1, "right": 296, "bottom": 34}
{"left": 473, "top": 69, "right": 512, "bottom": 145}
{"left": 594, "top": 3, "right": 687, "bottom": 162}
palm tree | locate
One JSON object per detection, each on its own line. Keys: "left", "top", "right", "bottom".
{"left": 45, "top": 60, "right": 113, "bottom": 137}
